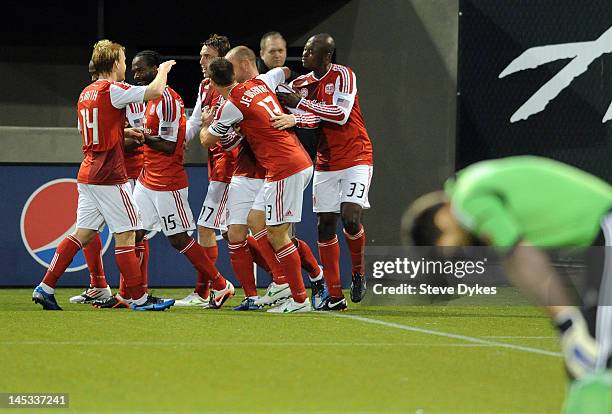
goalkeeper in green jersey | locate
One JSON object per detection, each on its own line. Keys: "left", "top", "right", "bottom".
{"left": 402, "top": 156, "right": 612, "bottom": 413}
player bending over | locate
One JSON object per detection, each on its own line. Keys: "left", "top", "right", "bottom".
{"left": 402, "top": 156, "right": 612, "bottom": 412}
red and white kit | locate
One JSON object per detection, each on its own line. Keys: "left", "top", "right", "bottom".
{"left": 125, "top": 102, "right": 146, "bottom": 190}
{"left": 76, "top": 80, "right": 144, "bottom": 233}
{"left": 186, "top": 78, "right": 235, "bottom": 231}
{"left": 290, "top": 64, "right": 373, "bottom": 213}
{"left": 134, "top": 86, "right": 194, "bottom": 236}
{"left": 209, "top": 68, "right": 313, "bottom": 226}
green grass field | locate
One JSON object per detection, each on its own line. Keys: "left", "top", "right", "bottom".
{"left": 1, "top": 288, "right": 567, "bottom": 414}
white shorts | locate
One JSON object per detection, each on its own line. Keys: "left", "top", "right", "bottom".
{"left": 127, "top": 178, "right": 137, "bottom": 192}
{"left": 252, "top": 183, "right": 266, "bottom": 212}
{"left": 263, "top": 166, "right": 313, "bottom": 226}
{"left": 197, "top": 181, "right": 230, "bottom": 231}
{"left": 133, "top": 182, "right": 195, "bottom": 236}
{"left": 313, "top": 165, "right": 373, "bottom": 213}
{"left": 226, "top": 176, "right": 265, "bottom": 226}
{"left": 76, "top": 183, "right": 141, "bottom": 234}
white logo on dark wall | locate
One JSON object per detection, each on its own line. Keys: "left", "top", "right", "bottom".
{"left": 499, "top": 25, "right": 612, "bottom": 123}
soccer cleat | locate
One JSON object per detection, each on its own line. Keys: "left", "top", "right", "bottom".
{"left": 233, "top": 297, "right": 263, "bottom": 311}
{"left": 350, "top": 272, "right": 367, "bottom": 303}
{"left": 254, "top": 282, "right": 291, "bottom": 306}
{"left": 174, "top": 292, "right": 210, "bottom": 307}
{"left": 310, "top": 279, "right": 329, "bottom": 310}
{"left": 318, "top": 296, "right": 348, "bottom": 311}
{"left": 69, "top": 286, "right": 112, "bottom": 304}
{"left": 32, "top": 286, "right": 62, "bottom": 310}
{"left": 209, "top": 280, "right": 235, "bottom": 309}
{"left": 92, "top": 294, "right": 131, "bottom": 309}
{"left": 559, "top": 313, "right": 599, "bottom": 380}
{"left": 131, "top": 294, "right": 175, "bottom": 311}
{"left": 267, "top": 298, "right": 312, "bottom": 313}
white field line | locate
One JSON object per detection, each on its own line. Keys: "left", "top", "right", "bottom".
{"left": 0, "top": 341, "right": 497, "bottom": 348}
{"left": 332, "top": 313, "right": 561, "bottom": 358}
{"left": 483, "top": 336, "right": 556, "bottom": 339}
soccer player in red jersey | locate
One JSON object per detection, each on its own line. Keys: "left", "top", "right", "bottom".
{"left": 201, "top": 50, "right": 314, "bottom": 313}
{"left": 274, "top": 34, "right": 374, "bottom": 310}
{"left": 32, "top": 40, "right": 176, "bottom": 311}
{"left": 127, "top": 50, "right": 235, "bottom": 309}
{"left": 212, "top": 47, "right": 325, "bottom": 311}
{"left": 70, "top": 60, "right": 150, "bottom": 305}
{"left": 176, "top": 35, "right": 234, "bottom": 307}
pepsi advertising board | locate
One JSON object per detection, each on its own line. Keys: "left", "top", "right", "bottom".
{"left": 3, "top": 164, "right": 349, "bottom": 288}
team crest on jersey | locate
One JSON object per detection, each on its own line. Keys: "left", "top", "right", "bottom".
{"left": 325, "top": 83, "right": 334, "bottom": 95}
{"left": 299, "top": 88, "right": 309, "bottom": 98}
{"left": 149, "top": 104, "right": 156, "bottom": 115}
{"left": 20, "top": 178, "right": 112, "bottom": 272}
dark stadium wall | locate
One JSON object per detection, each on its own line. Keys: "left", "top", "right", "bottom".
{"left": 290, "top": 0, "right": 459, "bottom": 246}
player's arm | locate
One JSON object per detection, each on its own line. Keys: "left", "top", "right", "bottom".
{"left": 278, "top": 70, "right": 357, "bottom": 125}
{"left": 144, "top": 89, "right": 180, "bottom": 155}
{"left": 271, "top": 110, "right": 320, "bottom": 130}
{"left": 185, "top": 89, "right": 203, "bottom": 144}
{"left": 201, "top": 101, "right": 243, "bottom": 150}
{"left": 144, "top": 60, "right": 176, "bottom": 101}
{"left": 143, "top": 134, "right": 176, "bottom": 154}
{"left": 124, "top": 127, "right": 144, "bottom": 150}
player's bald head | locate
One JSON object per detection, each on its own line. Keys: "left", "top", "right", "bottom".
{"left": 226, "top": 46, "right": 257, "bottom": 64}
{"left": 310, "top": 33, "right": 335, "bottom": 56}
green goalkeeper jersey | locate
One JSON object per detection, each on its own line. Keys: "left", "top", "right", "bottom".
{"left": 446, "top": 156, "right": 612, "bottom": 248}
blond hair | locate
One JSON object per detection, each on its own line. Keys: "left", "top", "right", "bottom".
{"left": 91, "top": 39, "right": 125, "bottom": 75}
{"left": 227, "top": 46, "right": 256, "bottom": 64}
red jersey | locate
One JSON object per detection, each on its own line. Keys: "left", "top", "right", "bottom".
{"left": 199, "top": 79, "right": 234, "bottom": 183}
{"left": 124, "top": 102, "right": 146, "bottom": 179}
{"left": 76, "top": 80, "right": 146, "bottom": 184}
{"left": 290, "top": 64, "right": 373, "bottom": 171}
{"left": 233, "top": 140, "right": 267, "bottom": 179}
{"left": 209, "top": 68, "right": 312, "bottom": 181}
{"left": 139, "top": 86, "right": 188, "bottom": 191}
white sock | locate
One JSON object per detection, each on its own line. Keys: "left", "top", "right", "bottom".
{"left": 39, "top": 283, "right": 54, "bottom": 294}
{"left": 132, "top": 293, "right": 148, "bottom": 305}
{"left": 309, "top": 268, "right": 324, "bottom": 282}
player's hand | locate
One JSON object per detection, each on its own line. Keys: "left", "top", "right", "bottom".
{"left": 124, "top": 127, "right": 144, "bottom": 144}
{"left": 201, "top": 105, "right": 216, "bottom": 127}
{"left": 232, "top": 123, "right": 242, "bottom": 136}
{"left": 158, "top": 60, "right": 177, "bottom": 74}
{"left": 270, "top": 114, "right": 296, "bottom": 130}
{"left": 277, "top": 91, "right": 301, "bottom": 108}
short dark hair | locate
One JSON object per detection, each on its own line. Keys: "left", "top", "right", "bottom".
{"left": 400, "top": 191, "right": 448, "bottom": 246}
{"left": 134, "top": 50, "right": 161, "bottom": 67}
{"left": 204, "top": 34, "right": 231, "bottom": 57}
{"left": 208, "top": 57, "right": 235, "bottom": 87}
{"left": 260, "top": 31, "right": 285, "bottom": 51}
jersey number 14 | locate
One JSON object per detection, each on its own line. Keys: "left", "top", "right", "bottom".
{"left": 79, "top": 108, "right": 99, "bottom": 145}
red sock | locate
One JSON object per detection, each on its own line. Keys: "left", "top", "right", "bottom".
{"left": 295, "top": 238, "right": 320, "bottom": 278}
{"left": 203, "top": 245, "right": 218, "bottom": 264}
{"left": 229, "top": 240, "right": 258, "bottom": 297}
{"left": 344, "top": 225, "right": 366, "bottom": 274}
{"left": 83, "top": 233, "right": 107, "bottom": 288}
{"left": 318, "top": 236, "right": 342, "bottom": 298}
{"left": 275, "top": 241, "right": 307, "bottom": 303}
{"left": 253, "top": 229, "right": 287, "bottom": 284}
{"left": 247, "top": 235, "right": 270, "bottom": 272}
{"left": 194, "top": 245, "right": 216, "bottom": 298}
{"left": 136, "top": 238, "right": 149, "bottom": 289}
{"left": 41, "top": 235, "right": 82, "bottom": 288}
{"left": 181, "top": 239, "right": 226, "bottom": 291}
{"left": 115, "top": 246, "right": 144, "bottom": 300}
{"left": 119, "top": 275, "right": 126, "bottom": 298}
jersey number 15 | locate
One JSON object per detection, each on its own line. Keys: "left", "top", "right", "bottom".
{"left": 79, "top": 108, "right": 99, "bottom": 145}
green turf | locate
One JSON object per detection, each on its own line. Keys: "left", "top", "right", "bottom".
{"left": 0, "top": 288, "right": 567, "bottom": 414}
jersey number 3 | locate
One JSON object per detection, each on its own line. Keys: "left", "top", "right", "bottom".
{"left": 79, "top": 108, "right": 99, "bottom": 145}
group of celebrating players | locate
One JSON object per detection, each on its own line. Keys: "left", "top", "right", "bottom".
{"left": 31, "top": 31, "right": 373, "bottom": 313}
